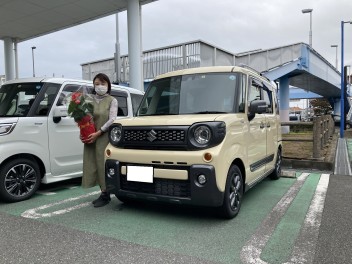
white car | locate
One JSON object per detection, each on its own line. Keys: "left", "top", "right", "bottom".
{"left": 0, "top": 77, "right": 144, "bottom": 202}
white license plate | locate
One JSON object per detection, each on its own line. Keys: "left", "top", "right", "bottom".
{"left": 127, "top": 166, "right": 153, "bottom": 183}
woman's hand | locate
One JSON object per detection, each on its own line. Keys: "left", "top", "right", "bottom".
{"left": 84, "top": 130, "right": 103, "bottom": 144}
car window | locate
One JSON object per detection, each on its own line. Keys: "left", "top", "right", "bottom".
{"left": 262, "top": 84, "right": 273, "bottom": 114}
{"left": 33, "top": 84, "right": 61, "bottom": 116}
{"left": 137, "top": 73, "right": 238, "bottom": 116}
{"left": 248, "top": 78, "right": 261, "bottom": 103}
{"left": 116, "top": 96, "right": 128, "bottom": 116}
{"left": 131, "top": 93, "right": 143, "bottom": 116}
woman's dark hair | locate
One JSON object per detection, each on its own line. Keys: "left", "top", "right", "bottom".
{"left": 93, "top": 73, "right": 112, "bottom": 94}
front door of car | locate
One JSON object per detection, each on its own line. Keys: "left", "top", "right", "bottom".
{"left": 246, "top": 78, "right": 267, "bottom": 183}
{"left": 47, "top": 84, "right": 86, "bottom": 177}
{"left": 262, "top": 85, "right": 279, "bottom": 173}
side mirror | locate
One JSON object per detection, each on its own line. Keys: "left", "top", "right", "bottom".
{"left": 53, "top": 105, "right": 68, "bottom": 117}
{"left": 249, "top": 100, "right": 267, "bottom": 114}
{"left": 53, "top": 105, "right": 68, "bottom": 123}
{"left": 248, "top": 100, "right": 267, "bottom": 121}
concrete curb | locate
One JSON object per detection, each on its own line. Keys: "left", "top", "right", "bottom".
{"left": 281, "top": 169, "right": 297, "bottom": 178}
{"left": 282, "top": 158, "right": 334, "bottom": 172}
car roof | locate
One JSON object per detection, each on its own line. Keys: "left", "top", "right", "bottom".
{"left": 154, "top": 66, "right": 268, "bottom": 80}
{"left": 2, "top": 77, "right": 144, "bottom": 95}
{"left": 153, "top": 66, "right": 274, "bottom": 90}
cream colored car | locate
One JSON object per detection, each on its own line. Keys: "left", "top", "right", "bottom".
{"left": 105, "top": 66, "right": 282, "bottom": 218}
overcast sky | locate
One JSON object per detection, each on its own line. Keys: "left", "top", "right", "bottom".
{"left": 1, "top": 0, "right": 352, "bottom": 80}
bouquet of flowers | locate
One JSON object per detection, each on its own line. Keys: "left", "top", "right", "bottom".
{"left": 68, "top": 91, "right": 95, "bottom": 141}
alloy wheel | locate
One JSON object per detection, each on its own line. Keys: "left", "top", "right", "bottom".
{"left": 5, "top": 163, "right": 38, "bottom": 197}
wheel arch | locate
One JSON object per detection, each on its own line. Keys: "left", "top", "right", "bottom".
{"left": 0, "top": 154, "right": 46, "bottom": 179}
{"left": 231, "top": 158, "right": 246, "bottom": 191}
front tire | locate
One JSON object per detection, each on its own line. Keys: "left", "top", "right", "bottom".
{"left": 269, "top": 148, "right": 282, "bottom": 180}
{"left": 219, "top": 165, "right": 243, "bottom": 219}
{"left": 0, "top": 158, "right": 41, "bottom": 202}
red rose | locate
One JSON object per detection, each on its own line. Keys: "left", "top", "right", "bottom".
{"left": 75, "top": 100, "right": 80, "bottom": 104}
{"left": 71, "top": 92, "right": 81, "bottom": 101}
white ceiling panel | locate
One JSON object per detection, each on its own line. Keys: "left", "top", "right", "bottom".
{"left": 0, "top": 0, "right": 158, "bottom": 42}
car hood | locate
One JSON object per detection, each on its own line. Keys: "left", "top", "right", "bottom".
{"left": 116, "top": 114, "right": 227, "bottom": 126}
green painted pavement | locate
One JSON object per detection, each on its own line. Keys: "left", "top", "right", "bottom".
{"left": 261, "top": 173, "right": 321, "bottom": 264}
{"left": 346, "top": 138, "right": 352, "bottom": 161}
{"left": 0, "top": 174, "right": 321, "bottom": 263}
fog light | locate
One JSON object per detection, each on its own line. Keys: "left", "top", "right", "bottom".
{"left": 106, "top": 149, "right": 111, "bottom": 157}
{"left": 203, "top": 152, "right": 212, "bottom": 162}
{"left": 197, "top": 174, "right": 207, "bottom": 185}
{"left": 108, "top": 168, "right": 115, "bottom": 176}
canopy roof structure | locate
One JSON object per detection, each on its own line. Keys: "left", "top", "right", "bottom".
{"left": 0, "top": 0, "right": 157, "bottom": 42}
{"left": 1, "top": 0, "right": 157, "bottom": 91}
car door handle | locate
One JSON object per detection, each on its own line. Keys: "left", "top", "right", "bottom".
{"left": 260, "top": 122, "right": 265, "bottom": 129}
{"left": 267, "top": 123, "right": 270, "bottom": 128}
{"left": 34, "top": 122, "right": 43, "bottom": 125}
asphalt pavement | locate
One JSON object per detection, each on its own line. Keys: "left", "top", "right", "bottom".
{"left": 0, "top": 211, "right": 216, "bottom": 264}
{"left": 314, "top": 137, "right": 352, "bottom": 264}
{"left": 314, "top": 174, "right": 352, "bottom": 264}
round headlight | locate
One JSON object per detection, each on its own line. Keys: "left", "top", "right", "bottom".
{"left": 194, "top": 125, "right": 211, "bottom": 145}
{"left": 110, "top": 125, "right": 122, "bottom": 143}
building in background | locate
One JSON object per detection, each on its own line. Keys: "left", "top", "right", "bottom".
{"left": 81, "top": 40, "right": 235, "bottom": 90}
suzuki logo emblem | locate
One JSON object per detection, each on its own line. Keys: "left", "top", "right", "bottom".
{"left": 147, "top": 130, "right": 157, "bottom": 142}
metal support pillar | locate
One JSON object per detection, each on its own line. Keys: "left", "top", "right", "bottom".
{"left": 4, "top": 38, "right": 15, "bottom": 81}
{"left": 127, "top": 0, "right": 143, "bottom": 92}
{"left": 114, "top": 13, "right": 121, "bottom": 84}
{"left": 14, "top": 39, "right": 19, "bottom": 78}
{"left": 279, "top": 77, "right": 290, "bottom": 134}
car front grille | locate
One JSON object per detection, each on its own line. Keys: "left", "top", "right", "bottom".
{"left": 120, "top": 126, "right": 189, "bottom": 150}
{"left": 124, "top": 129, "right": 186, "bottom": 142}
{"left": 120, "top": 175, "right": 191, "bottom": 198}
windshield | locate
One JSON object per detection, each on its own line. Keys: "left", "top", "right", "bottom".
{"left": 137, "top": 73, "right": 240, "bottom": 116}
{"left": 0, "top": 82, "right": 60, "bottom": 117}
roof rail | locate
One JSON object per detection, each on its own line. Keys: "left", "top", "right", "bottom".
{"left": 238, "top": 64, "right": 270, "bottom": 82}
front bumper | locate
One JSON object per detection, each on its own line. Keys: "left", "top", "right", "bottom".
{"left": 105, "top": 159, "right": 224, "bottom": 207}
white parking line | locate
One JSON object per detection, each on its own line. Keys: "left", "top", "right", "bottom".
{"left": 21, "top": 191, "right": 100, "bottom": 219}
{"left": 240, "top": 173, "right": 330, "bottom": 264}
{"left": 36, "top": 191, "right": 57, "bottom": 196}
{"left": 240, "top": 173, "right": 310, "bottom": 264}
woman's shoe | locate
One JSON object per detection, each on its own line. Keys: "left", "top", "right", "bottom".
{"left": 92, "top": 194, "right": 102, "bottom": 205}
{"left": 93, "top": 192, "right": 111, "bottom": 207}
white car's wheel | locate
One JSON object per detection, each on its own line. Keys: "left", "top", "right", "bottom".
{"left": 0, "top": 158, "right": 41, "bottom": 202}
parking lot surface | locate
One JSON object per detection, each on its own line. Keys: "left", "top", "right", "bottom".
{"left": 0, "top": 172, "right": 331, "bottom": 263}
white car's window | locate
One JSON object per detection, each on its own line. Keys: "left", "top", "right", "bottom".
{"left": 0, "top": 82, "right": 61, "bottom": 117}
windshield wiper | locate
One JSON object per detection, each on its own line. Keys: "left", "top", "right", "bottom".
{"left": 139, "top": 113, "right": 178, "bottom": 116}
{"left": 193, "top": 111, "right": 228, "bottom": 114}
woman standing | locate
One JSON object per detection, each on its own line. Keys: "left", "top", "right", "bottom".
{"left": 82, "top": 73, "right": 117, "bottom": 207}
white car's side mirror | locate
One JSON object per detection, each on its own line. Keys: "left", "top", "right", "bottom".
{"left": 53, "top": 105, "right": 68, "bottom": 117}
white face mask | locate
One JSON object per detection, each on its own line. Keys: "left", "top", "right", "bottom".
{"left": 95, "top": 85, "right": 108, "bottom": 95}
